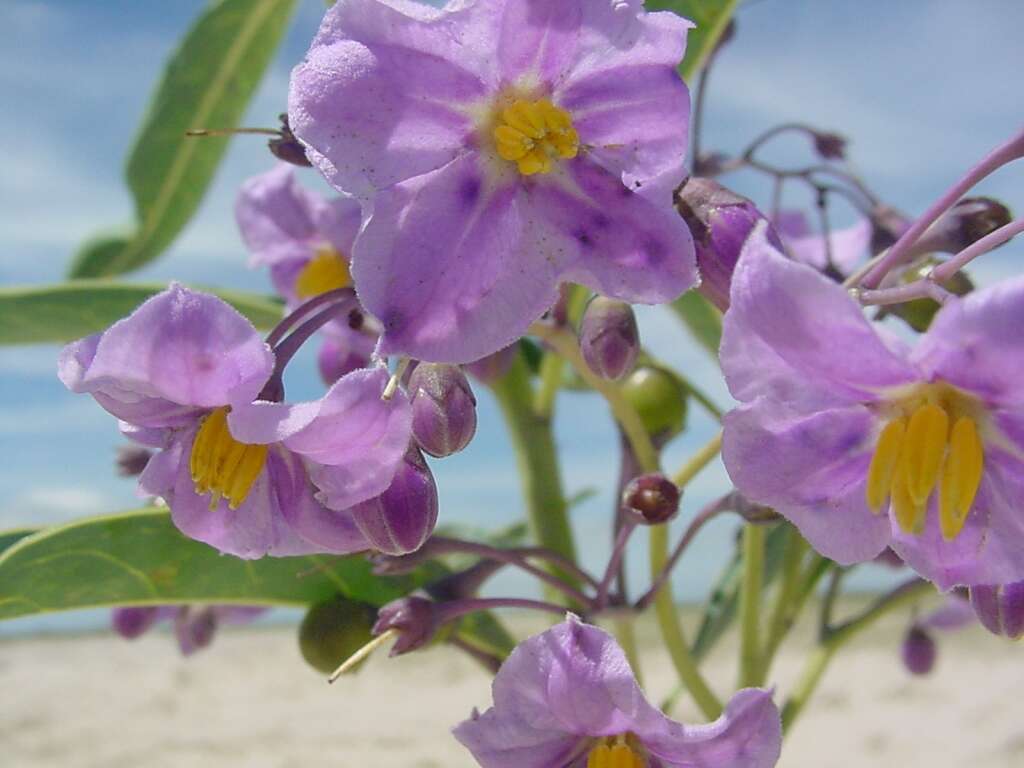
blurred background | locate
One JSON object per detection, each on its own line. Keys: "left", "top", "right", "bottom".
{"left": 1, "top": 1, "right": 1023, "bottom": 766}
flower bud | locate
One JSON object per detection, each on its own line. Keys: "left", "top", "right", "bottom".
{"left": 622, "top": 473, "right": 680, "bottom": 524}
{"left": 464, "top": 344, "right": 518, "bottom": 385}
{"left": 112, "top": 606, "right": 162, "bottom": 639}
{"left": 174, "top": 607, "right": 218, "bottom": 656}
{"left": 620, "top": 365, "right": 688, "bottom": 440}
{"left": 408, "top": 363, "right": 477, "bottom": 457}
{"left": 578, "top": 297, "right": 640, "bottom": 380}
{"left": 676, "top": 177, "right": 779, "bottom": 311}
{"left": 269, "top": 113, "right": 312, "bottom": 167}
{"left": 350, "top": 448, "right": 439, "bottom": 556}
{"left": 901, "top": 625, "right": 937, "bottom": 676}
{"left": 116, "top": 445, "right": 153, "bottom": 477}
{"left": 372, "top": 596, "right": 439, "bottom": 655}
{"left": 298, "top": 597, "right": 376, "bottom": 674}
{"left": 969, "top": 581, "right": 1024, "bottom": 640}
{"left": 812, "top": 131, "right": 847, "bottom": 161}
{"left": 914, "top": 197, "right": 1013, "bottom": 255}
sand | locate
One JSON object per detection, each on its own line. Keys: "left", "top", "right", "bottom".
{"left": 2, "top": 609, "right": 1022, "bottom": 767}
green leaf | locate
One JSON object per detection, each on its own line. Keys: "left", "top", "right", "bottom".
{"left": 646, "top": 0, "right": 740, "bottom": 80}
{"left": 70, "top": 0, "right": 298, "bottom": 278}
{"left": 0, "top": 281, "right": 282, "bottom": 345}
{"left": 0, "top": 510, "right": 424, "bottom": 621}
{"left": 0, "top": 527, "right": 40, "bottom": 557}
{"left": 668, "top": 291, "right": 722, "bottom": 362}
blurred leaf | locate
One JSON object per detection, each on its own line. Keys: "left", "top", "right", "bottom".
{"left": 70, "top": 0, "right": 298, "bottom": 278}
{"left": 0, "top": 527, "right": 39, "bottom": 557}
{"left": 668, "top": 292, "right": 722, "bottom": 362}
{"left": 0, "top": 281, "right": 282, "bottom": 345}
{"left": 690, "top": 523, "right": 789, "bottom": 661}
{"left": 646, "top": 0, "right": 740, "bottom": 80}
{"left": 454, "top": 610, "right": 517, "bottom": 659}
{"left": 0, "top": 510, "right": 424, "bottom": 621}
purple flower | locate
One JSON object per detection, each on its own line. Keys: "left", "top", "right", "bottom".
{"left": 112, "top": 605, "right": 267, "bottom": 656}
{"left": 453, "top": 616, "right": 781, "bottom": 768}
{"left": 288, "top": 0, "right": 698, "bottom": 363}
{"left": 59, "top": 284, "right": 414, "bottom": 559}
{"left": 236, "top": 164, "right": 378, "bottom": 383}
{"left": 721, "top": 225, "right": 1024, "bottom": 589}
{"left": 773, "top": 210, "right": 873, "bottom": 277}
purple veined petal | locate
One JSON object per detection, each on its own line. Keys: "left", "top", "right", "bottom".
{"left": 165, "top": 431, "right": 325, "bottom": 560}
{"left": 891, "top": 449, "right": 1024, "bottom": 589}
{"left": 532, "top": 158, "right": 697, "bottom": 305}
{"left": 314, "top": 194, "right": 364, "bottom": 257}
{"left": 235, "top": 163, "right": 324, "bottom": 267}
{"left": 495, "top": 0, "right": 582, "bottom": 87}
{"left": 288, "top": 0, "right": 491, "bottom": 198}
{"left": 911, "top": 274, "right": 1024, "bottom": 408}
{"left": 280, "top": 489, "right": 371, "bottom": 555}
{"left": 640, "top": 688, "right": 782, "bottom": 768}
{"left": 554, "top": 4, "right": 692, "bottom": 199}
{"left": 353, "top": 153, "right": 562, "bottom": 363}
{"left": 722, "top": 400, "right": 892, "bottom": 565}
{"left": 137, "top": 438, "right": 184, "bottom": 500}
{"left": 720, "top": 225, "right": 919, "bottom": 408}
{"left": 317, "top": 325, "right": 377, "bottom": 386}
{"left": 60, "top": 285, "right": 275, "bottom": 428}
{"left": 119, "top": 421, "right": 168, "bottom": 449}
{"left": 453, "top": 706, "right": 581, "bottom": 768}
{"left": 775, "top": 210, "right": 872, "bottom": 275}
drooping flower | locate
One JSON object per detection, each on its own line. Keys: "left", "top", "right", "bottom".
{"left": 454, "top": 615, "right": 781, "bottom": 768}
{"left": 59, "top": 284, "right": 414, "bottom": 559}
{"left": 721, "top": 225, "right": 1024, "bottom": 588}
{"left": 235, "top": 163, "right": 378, "bottom": 382}
{"left": 289, "top": 0, "right": 698, "bottom": 363}
{"left": 112, "top": 605, "right": 267, "bottom": 656}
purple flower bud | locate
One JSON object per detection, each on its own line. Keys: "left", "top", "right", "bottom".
{"left": 622, "top": 473, "right": 680, "bottom": 524}
{"left": 464, "top": 344, "right": 518, "bottom": 385}
{"left": 174, "top": 607, "right": 218, "bottom": 656}
{"left": 269, "top": 113, "right": 312, "bottom": 167}
{"left": 373, "top": 596, "right": 438, "bottom": 655}
{"left": 350, "top": 448, "right": 439, "bottom": 556}
{"left": 914, "top": 196, "right": 1013, "bottom": 255}
{"left": 676, "top": 177, "right": 779, "bottom": 312}
{"left": 115, "top": 445, "right": 153, "bottom": 477}
{"left": 578, "top": 297, "right": 640, "bottom": 381}
{"left": 112, "top": 606, "right": 163, "bottom": 639}
{"left": 901, "top": 625, "right": 937, "bottom": 676}
{"left": 408, "top": 363, "right": 477, "bottom": 457}
{"left": 969, "top": 581, "right": 1024, "bottom": 639}
{"left": 812, "top": 131, "right": 847, "bottom": 161}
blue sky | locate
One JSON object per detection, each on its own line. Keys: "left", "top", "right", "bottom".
{"left": 2, "top": 0, "right": 1023, "bottom": 632}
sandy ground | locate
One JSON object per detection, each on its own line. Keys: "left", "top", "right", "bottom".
{"left": 1, "top": 608, "right": 1022, "bottom": 768}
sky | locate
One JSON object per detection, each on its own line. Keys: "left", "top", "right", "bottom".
{"left": 1, "top": 0, "right": 1023, "bottom": 634}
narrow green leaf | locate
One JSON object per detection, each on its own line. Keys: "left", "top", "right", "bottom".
{"left": 0, "top": 510, "right": 423, "bottom": 620}
{"left": 668, "top": 291, "right": 722, "bottom": 361}
{"left": 0, "top": 527, "right": 40, "bottom": 557}
{"left": 70, "top": 0, "right": 298, "bottom": 278}
{"left": 0, "top": 281, "right": 282, "bottom": 345}
{"left": 646, "top": 0, "right": 740, "bottom": 80}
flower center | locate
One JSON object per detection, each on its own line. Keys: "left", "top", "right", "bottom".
{"left": 294, "top": 246, "right": 352, "bottom": 300}
{"left": 492, "top": 98, "right": 579, "bottom": 176}
{"left": 865, "top": 383, "right": 985, "bottom": 540}
{"left": 586, "top": 735, "right": 646, "bottom": 768}
{"left": 189, "top": 408, "right": 268, "bottom": 510}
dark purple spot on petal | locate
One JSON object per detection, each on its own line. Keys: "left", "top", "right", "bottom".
{"left": 574, "top": 229, "right": 594, "bottom": 248}
{"left": 458, "top": 176, "right": 482, "bottom": 207}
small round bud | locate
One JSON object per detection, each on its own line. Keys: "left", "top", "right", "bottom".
{"left": 464, "top": 344, "right": 518, "bottom": 385}
{"left": 351, "top": 448, "right": 439, "bottom": 556}
{"left": 969, "top": 581, "right": 1024, "bottom": 640}
{"left": 373, "top": 596, "right": 438, "bottom": 655}
{"left": 112, "top": 606, "right": 162, "bottom": 639}
{"left": 901, "top": 626, "right": 937, "bottom": 676}
{"left": 269, "top": 113, "right": 312, "bottom": 167}
{"left": 620, "top": 365, "right": 688, "bottom": 440}
{"left": 408, "top": 363, "right": 477, "bottom": 458}
{"left": 578, "top": 297, "right": 640, "bottom": 381}
{"left": 676, "top": 178, "right": 779, "bottom": 311}
{"left": 812, "top": 131, "right": 847, "bottom": 161}
{"left": 116, "top": 445, "right": 153, "bottom": 477}
{"left": 622, "top": 473, "right": 680, "bottom": 524}
{"left": 298, "top": 597, "right": 376, "bottom": 674}
{"left": 915, "top": 196, "right": 1013, "bottom": 255}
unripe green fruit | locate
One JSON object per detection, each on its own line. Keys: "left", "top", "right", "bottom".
{"left": 620, "top": 366, "right": 688, "bottom": 439}
{"left": 298, "top": 597, "right": 375, "bottom": 675}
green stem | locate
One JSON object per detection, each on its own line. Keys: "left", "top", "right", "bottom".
{"left": 491, "top": 351, "right": 579, "bottom": 602}
{"left": 613, "top": 615, "right": 643, "bottom": 687}
{"left": 533, "top": 354, "right": 565, "bottom": 418}
{"left": 738, "top": 523, "right": 766, "bottom": 687}
{"left": 762, "top": 528, "right": 808, "bottom": 671}
{"left": 781, "top": 579, "right": 933, "bottom": 733}
{"left": 672, "top": 432, "right": 723, "bottom": 487}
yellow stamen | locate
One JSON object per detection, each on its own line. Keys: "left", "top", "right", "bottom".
{"left": 866, "top": 418, "right": 906, "bottom": 512}
{"left": 492, "top": 97, "right": 578, "bottom": 176}
{"left": 587, "top": 744, "right": 611, "bottom": 768}
{"left": 939, "top": 417, "right": 984, "bottom": 540}
{"left": 900, "top": 403, "right": 949, "bottom": 505}
{"left": 294, "top": 247, "right": 352, "bottom": 300}
{"left": 587, "top": 739, "right": 645, "bottom": 768}
{"left": 891, "top": 454, "right": 927, "bottom": 534}
{"left": 190, "top": 408, "right": 268, "bottom": 510}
